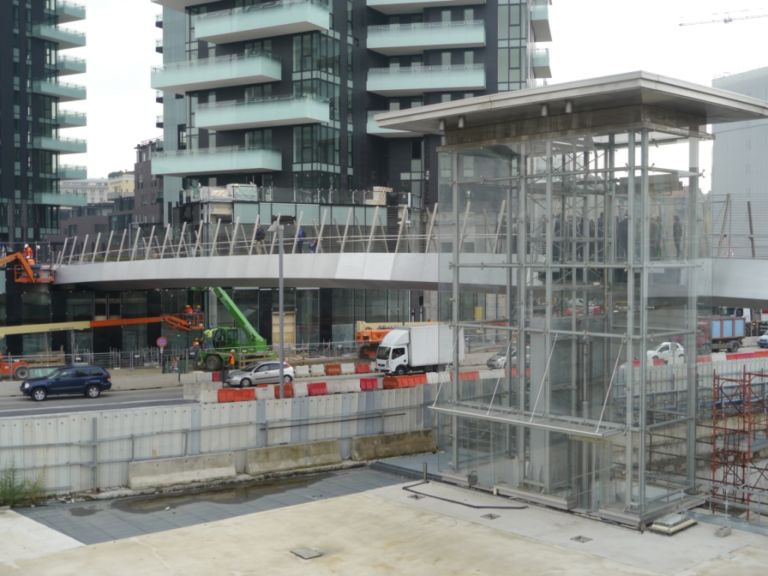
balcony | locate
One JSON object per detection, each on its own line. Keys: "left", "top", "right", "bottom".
{"left": 155, "top": 13, "right": 163, "bottom": 28}
{"left": 33, "top": 135, "right": 87, "bottom": 154}
{"left": 367, "top": 0, "right": 484, "bottom": 14}
{"left": 196, "top": 95, "right": 329, "bottom": 131}
{"left": 151, "top": 0, "right": 211, "bottom": 11}
{"left": 367, "top": 20, "right": 485, "bottom": 56}
{"left": 151, "top": 53, "right": 281, "bottom": 94}
{"left": 367, "top": 111, "right": 424, "bottom": 138}
{"left": 156, "top": 39, "right": 163, "bottom": 54}
{"left": 194, "top": 0, "right": 331, "bottom": 44}
{"left": 367, "top": 64, "right": 485, "bottom": 96}
{"left": 57, "top": 55, "right": 86, "bottom": 76}
{"left": 58, "top": 110, "right": 87, "bottom": 128}
{"left": 59, "top": 165, "right": 88, "bottom": 180}
{"left": 156, "top": 115, "right": 164, "bottom": 128}
{"left": 56, "top": 1, "right": 85, "bottom": 23}
{"left": 32, "top": 24, "right": 86, "bottom": 49}
{"left": 531, "top": 48, "right": 551, "bottom": 79}
{"left": 530, "top": 0, "right": 552, "bottom": 42}
{"left": 156, "top": 90, "right": 164, "bottom": 103}
{"left": 34, "top": 191, "right": 87, "bottom": 207}
{"left": 32, "top": 79, "right": 86, "bottom": 102}
{"left": 152, "top": 147, "right": 282, "bottom": 176}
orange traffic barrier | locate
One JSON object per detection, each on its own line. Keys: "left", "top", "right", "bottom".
{"left": 274, "top": 383, "right": 294, "bottom": 399}
{"left": 359, "top": 377, "right": 378, "bottom": 391}
{"left": 307, "top": 382, "right": 328, "bottom": 396}
{"left": 324, "top": 363, "right": 341, "bottom": 376}
{"left": 355, "top": 363, "right": 371, "bottom": 374}
{"left": 383, "top": 376, "right": 400, "bottom": 389}
{"left": 217, "top": 388, "right": 255, "bottom": 403}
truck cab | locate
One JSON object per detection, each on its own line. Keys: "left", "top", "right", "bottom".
{"left": 376, "top": 330, "right": 409, "bottom": 374}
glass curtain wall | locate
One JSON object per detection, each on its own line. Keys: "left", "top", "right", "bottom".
{"left": 434, "top": 125, "right": 700, "bottom": 520}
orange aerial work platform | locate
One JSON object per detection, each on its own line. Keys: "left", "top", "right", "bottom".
{"left": 0, "top": 251, "right": 55, "bottom": 284}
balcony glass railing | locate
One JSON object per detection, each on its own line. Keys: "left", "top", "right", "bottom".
{"left": 367, "top": 20, "right": 485, "bottom": 54}
{"left": 57, "top": 1, "right": 86, "bottom": 22}
{"left": 58, "top": 110, "right": 87, "bottom": 127}
{"left": 367, "top": 63, "right": 485, "bottom": 95}
{"left": 152, "top": 146, "right": 282, "bottom": 176}
{"left": 194, "top": 0, "right": 331, "bottom": 43}
{"left": 196, "top": 95, "right": 329, "bottom": 130}
{"left": 530, "top": 0, "right": 552, "bottom": 42}
{"left": 32, "top": 24, "right": 86, "bottom": 49}
{"left": 33, "top": 79, "right": 86, "bottom": 101}
{"left": 151, "top": 52, "right": 281, "bottom": 93}
{"left": 57, "top": 56, "right": 86, "bottom": 75}
{"left": 34, "top": 136, "right": 87, "bottom": 154}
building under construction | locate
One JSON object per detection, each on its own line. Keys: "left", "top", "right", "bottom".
{"left": 378, "top": 71, "right": 768, "bottom": 526}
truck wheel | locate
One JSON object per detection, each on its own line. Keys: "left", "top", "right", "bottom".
{"left": 729, "top": 341, "right": 740, "bottom": 352}
{"left": 205, "top": 355, "right": 223, "bottom": 371}
{"left": 13, "top": 366, "right": 28, "bottom": 380}
{"left": 395, "top": 365, "right": 406, "bottom": 376}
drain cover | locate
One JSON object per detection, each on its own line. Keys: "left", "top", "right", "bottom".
{"left": 571, "top": 535, "right": 592, "bottom": 543}
{"left": 290, "top": 547, "right": 324, "bottom": 560}
{"left": 481, "top": 513, "right": 500, "bottom": 520}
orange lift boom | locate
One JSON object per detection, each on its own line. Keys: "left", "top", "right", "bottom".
{"left": 0, "top": 251, "right": 54, "bottom": 284}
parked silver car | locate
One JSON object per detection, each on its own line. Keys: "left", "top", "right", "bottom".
{"left": 225, "top": 361, "right": 294, "bottom": 387}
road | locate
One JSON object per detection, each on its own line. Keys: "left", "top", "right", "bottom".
{"left": 0, "top": 386, "right": 188, "bottom": 418}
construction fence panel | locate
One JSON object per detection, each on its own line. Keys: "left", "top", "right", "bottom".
{"left": 0, "top": 389, "right": 431, "bottom": 494}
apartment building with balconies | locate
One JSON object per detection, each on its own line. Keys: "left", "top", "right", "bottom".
{"left": 151, "top": 0, "right": 552, "bottom": 214}
{"left": 0, "top": 0, "right": 87, "bottom": 247}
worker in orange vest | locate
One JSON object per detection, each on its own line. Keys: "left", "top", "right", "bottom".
{"left": 227, "top": 349, "right": 236, "bottom": 369}
{"left": 23, "top": 243, "right": 34, "bottom": 264}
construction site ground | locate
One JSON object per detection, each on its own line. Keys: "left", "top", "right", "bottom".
{"left": 1, "top": 465, "right": 767, "bottom": 576}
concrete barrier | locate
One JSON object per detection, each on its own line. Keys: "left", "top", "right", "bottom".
{"left": 128, "top": 453, "right": 236, "bottom": 490}
{"left": 294, "top": 365, "right": 311, "bottom": 378}
{"left": 182, "top": 380, "right": 219, "bottom": 403}
{"left": 341, "top": 362, "right": 356, "bottom": 375}
{"left": 309, "top": 364, "right": 326, "bottom": 377}
{"left": 246, "top": 440, "right": 341, "bottom": 475}
{"left": 352, "top": 430, "right": 436, "bottom": 461}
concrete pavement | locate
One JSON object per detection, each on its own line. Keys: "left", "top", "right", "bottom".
{"left": 1, "top": 468, "right": 767, "bottom": 576}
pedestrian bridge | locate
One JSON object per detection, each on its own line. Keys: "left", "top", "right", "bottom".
{"left": 50, "top": 218, "right": 768, "bottom": 305}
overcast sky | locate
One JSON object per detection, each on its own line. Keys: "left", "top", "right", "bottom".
{"left": 63, "top": 0, "right": 768, "bottom": 179}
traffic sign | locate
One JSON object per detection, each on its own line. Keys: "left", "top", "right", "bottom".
{"left": 156, "top": 336, "right": 168, "bottom": 349}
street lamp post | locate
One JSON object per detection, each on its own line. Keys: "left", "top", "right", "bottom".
{"left": 269, "top": 220, "right": 285, "bottom": 398}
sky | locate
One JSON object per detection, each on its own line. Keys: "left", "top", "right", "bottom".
{"left": 63, "top": 0, "right": 768, "bottom": 179}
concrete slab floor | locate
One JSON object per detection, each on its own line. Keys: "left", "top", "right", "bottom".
{"left": 2, "top": 476, "right": 767, "bottom": 576}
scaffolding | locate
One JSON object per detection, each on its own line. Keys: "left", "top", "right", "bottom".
{"left": 710, "top": 368, "right": 768, "bottom": 518}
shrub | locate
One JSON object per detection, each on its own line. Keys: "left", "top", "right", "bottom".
{"left": 0, "top": 465, "right": 46, "bottom": 508}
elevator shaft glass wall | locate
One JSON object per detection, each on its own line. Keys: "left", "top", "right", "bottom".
{"left": 433, "top": 127, "right": 700, "bottom": 521}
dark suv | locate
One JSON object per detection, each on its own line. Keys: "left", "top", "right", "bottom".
{"left": 20, "top": 365, "right": 112, "bottom": 401}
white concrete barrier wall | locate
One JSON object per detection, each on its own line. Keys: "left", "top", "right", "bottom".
{"left": 0, "top": 387, "right": 433, "bottom": 494}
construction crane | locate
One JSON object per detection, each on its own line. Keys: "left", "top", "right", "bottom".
{"left": 679, "top": 11, "right": 768, "bottom": 26}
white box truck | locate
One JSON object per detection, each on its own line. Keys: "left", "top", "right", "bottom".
{"left": 375, "top": 324, "right": 464, "bottom": 375}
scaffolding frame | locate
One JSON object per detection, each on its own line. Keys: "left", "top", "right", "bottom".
{"left": 710, "top": 368, "right": 768, "bottom": 518}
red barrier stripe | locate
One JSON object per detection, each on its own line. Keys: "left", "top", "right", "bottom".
{"left": 307, "top": 382, "right": 328, "bottom": 396}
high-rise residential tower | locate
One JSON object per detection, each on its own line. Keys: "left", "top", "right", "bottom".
{"left": 151, "top": 0, "right": 552, "bottom": 214}
{"left": 0, "top": 0, "right": 87, "bottom": 245}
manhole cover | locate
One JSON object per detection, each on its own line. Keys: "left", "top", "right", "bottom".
{"left": 481, "top": 513, "right": 500, "bottom": 520}
{"left": 571, "top": 535, "right": 592, "bottom": 543}
{"left": 290, "top": 547, "right": 324, "bottom": 560}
